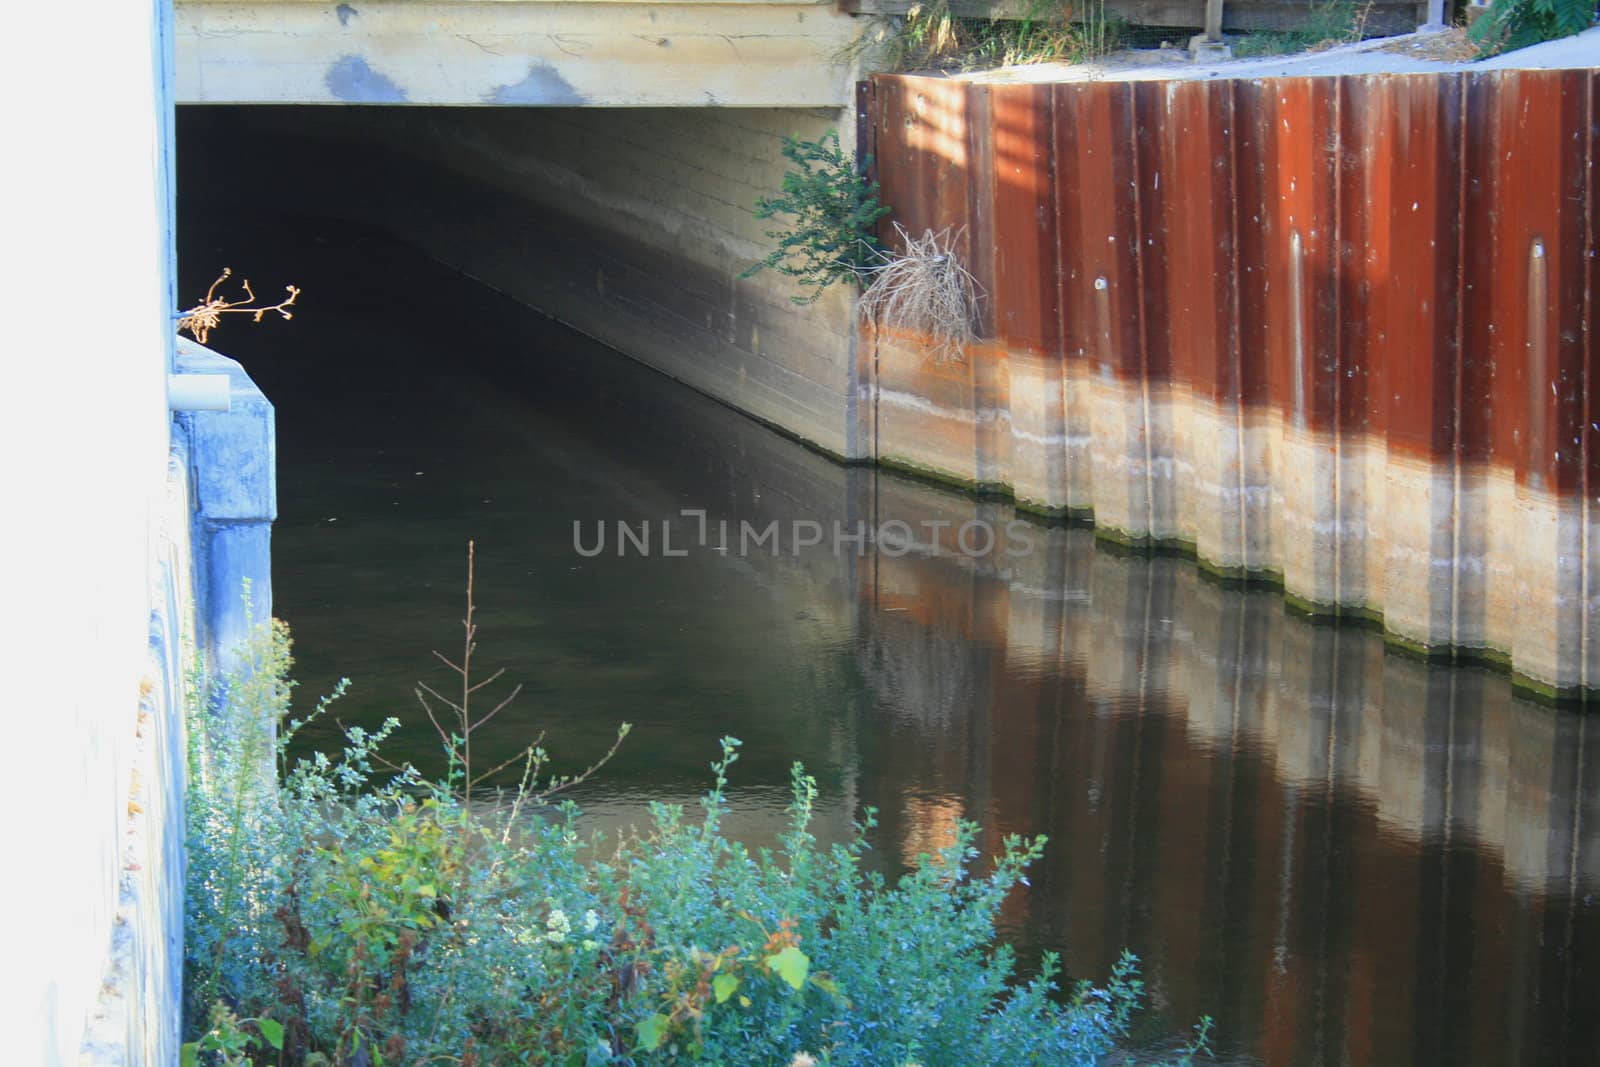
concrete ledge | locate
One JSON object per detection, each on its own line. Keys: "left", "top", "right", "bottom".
{"left": 175, "top": 0, "right": 862, "bottom": 106}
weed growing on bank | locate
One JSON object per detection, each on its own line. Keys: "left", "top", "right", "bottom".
{"left": 184, "top": 554, "right": 1211, "bottom": 1066}
{"left": 847, "top": 0, "right": 1127, "bottom": 73}
{"left": 742, "top": 130, "right": 890, "bottom": 305}
{"left": 747, "top": 134, "right": 984, "bottom": 362}
{"left": 1228, "top": 0, "right": 1368, "bottom": 56}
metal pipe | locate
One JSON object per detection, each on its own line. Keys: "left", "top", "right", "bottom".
{"left": 168, "top": 372, "right": 231, "bottom": 412}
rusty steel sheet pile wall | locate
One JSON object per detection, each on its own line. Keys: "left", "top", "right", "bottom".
{"left": 862, "top": 69, "right": 1597, "bottom": 698}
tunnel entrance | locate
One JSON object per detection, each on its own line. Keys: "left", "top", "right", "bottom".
{"left": 179, "top": 105, "right": 864, "bottom": 460}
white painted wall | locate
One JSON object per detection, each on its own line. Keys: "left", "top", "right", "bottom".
{"left": 0, "top": 1, "right": 178, "bottom": 1064}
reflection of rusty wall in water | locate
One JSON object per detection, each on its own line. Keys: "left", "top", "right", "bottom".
{"left": 860, "top": 70, "right": 1597, "bottom": 698}
{"left": 849, "top": 501, "right": 1599, "bottom": 1064}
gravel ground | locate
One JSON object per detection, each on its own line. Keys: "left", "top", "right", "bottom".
{"left": 952, "top": 23, "right": 1600, "bottom": 83}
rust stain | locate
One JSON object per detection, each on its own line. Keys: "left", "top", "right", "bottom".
{"left": 986, "top": 82, "right": 1057, "bottom": 355}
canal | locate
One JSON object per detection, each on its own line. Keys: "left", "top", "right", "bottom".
{"left": 181, "top": 200, "right": 1598, "bottom": 1067}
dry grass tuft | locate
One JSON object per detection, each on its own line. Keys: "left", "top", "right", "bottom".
{"left": 857, "top": 224, "right": 983, "bottom": 364}
{"left": 178, "top": 267, "right": 300, "bottom": 345}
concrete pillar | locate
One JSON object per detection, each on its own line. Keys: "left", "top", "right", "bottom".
{"left": 174, "top": 338, "right": 276, "bottom": 670}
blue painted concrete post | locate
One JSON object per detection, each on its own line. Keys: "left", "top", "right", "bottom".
{"left": 174, "top": 338, "right": 275, "bottom": 670}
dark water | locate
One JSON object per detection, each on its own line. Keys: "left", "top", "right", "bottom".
{"left": 180, "top": 206, "right": 1600, "bottom": 1066}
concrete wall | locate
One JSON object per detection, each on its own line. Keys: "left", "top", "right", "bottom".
{"left": 0, "top": 5, "right": 279, "bottom": 1064}
{"left": 177, "top": 338, "right": 278, "bottom": 670}
{"left": 57, "top": 340, "right": 275, "bottom": 1067}
{"left": 74, "top": 441, "right": 195, "bottom": 1067}
{"left": 198, "top": 103, "right": 867, "bottom": 458}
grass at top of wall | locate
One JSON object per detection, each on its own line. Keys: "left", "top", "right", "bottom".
{"left": 848, "top": 0, "right": 1128, "bottom": 73}
{"left": 1229, "top": 0, "right": 1376, "bottom": 56}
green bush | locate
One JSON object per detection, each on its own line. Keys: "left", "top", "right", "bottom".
{"left": 1470, "top": 0, "right": 1593, "bottom": 53}
{"left": 185, "top": 614, "right": 1209, "bottom": 1066}
{"left": 742, "top": 130, "right": 890, "bottom": 305}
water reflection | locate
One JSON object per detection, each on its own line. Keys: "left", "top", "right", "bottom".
{"left": 184, "top": 213, "right": 1598, "bottom": 1066}
{"left": 853, "top": 523, "right": 1599, "bottom": 1065}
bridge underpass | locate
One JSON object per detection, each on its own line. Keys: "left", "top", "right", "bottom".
{"left": 178, "top": 0, "right": 873, "bottom": 460}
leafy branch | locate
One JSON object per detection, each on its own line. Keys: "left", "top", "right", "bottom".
{"left": 743, "top": 130, "right": 890, "bottom": 305}
{"left": 1470, "top": 0, "right": 1592, "bottom": 53}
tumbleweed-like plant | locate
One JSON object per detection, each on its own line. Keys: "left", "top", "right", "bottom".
{"left": 856, "top": 223, "right": 983, "bottom": 363}
{"left": 178, "top": 267, "right": 300, "bottom": 344}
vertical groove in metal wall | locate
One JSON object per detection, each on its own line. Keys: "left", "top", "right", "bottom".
{"left": 1127, "top": 86, "right": 1157, "bottom": 539}
{"left": 1228, "top": 81, "right": 1249, "bottom": 574}
{"left": 1049, "top": 85, "right": 1070, "bottom": 513}
{"left": 1583, "top": 72, "right": 1594, "bottom": 690}
{"left": 1450, "top": 74, "right": 1469, "bottom": 655}
{"left": 1290, "top": 229, "right": 1307, "bottom": 432}
{"left": 1331, "top": 82, "right": 1344, "bottom": 611}
{"left": 1529, "top": 239, "right": 1550, "bottom": 495}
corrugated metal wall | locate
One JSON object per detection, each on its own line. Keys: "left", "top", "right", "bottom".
{"left": 862, "top": 69, "right": 1596, "bottom": 698}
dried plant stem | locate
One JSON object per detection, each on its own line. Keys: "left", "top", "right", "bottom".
{"left": 416, "top": 542, "right": 630, "bottom": 802}
{"left": 178, "top": 267, "right": 300, "bottom": 344}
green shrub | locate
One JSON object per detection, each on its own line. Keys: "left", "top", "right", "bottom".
{"left": 742, "top": 130, "right": 890, "bottom": 305}
{"left": 185, "top": 607, "right": 1209, "bottom": 1066}
{"left": 1470, "top": 0, "right": 1593, "bottom": 53}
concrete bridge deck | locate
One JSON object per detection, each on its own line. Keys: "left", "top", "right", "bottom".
{"left": 175, "top": 0, "right": 863, "bottom": 106}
